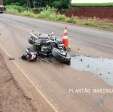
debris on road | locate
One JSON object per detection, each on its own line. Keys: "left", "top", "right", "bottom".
{"left": 8, "top": 57, "right": 15, "bottom": 60}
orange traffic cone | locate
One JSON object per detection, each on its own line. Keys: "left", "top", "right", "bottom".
{"left": 61, "top": 27, "right": 69, "bottom": 49}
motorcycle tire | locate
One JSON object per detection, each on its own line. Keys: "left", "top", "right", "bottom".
{"left": 52, "top": 48, "right": 71, "bottom": 65}
{"left": 21, "top": 54, "right": 28, "bottom": 60}
{"left": 28, "top": 39, "right": 34, "bottom": 45}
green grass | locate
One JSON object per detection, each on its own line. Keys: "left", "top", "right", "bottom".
{"left": 6, "top": 5, "right": 113, "bottom": 31}
{"left": 6, "top": 5, "right": 26, "bottom": 14}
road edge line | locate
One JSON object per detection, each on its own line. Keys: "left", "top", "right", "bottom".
{"left": 0, "top": 43, "right": 59, "bottom": 112}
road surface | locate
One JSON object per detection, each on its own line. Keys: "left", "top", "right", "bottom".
{"left": 0, "top": 14, "right": 113, "bottom": 112}
{"left": 0, "top": 51, "right": 36, "bottom": 112}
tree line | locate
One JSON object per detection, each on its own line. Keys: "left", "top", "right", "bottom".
{"left": 5, "top": 0, "right": 71, "bottom": 10}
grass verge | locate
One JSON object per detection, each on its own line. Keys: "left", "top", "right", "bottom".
{"left": 6, "top": 5, "right": 113, "bottom": 31}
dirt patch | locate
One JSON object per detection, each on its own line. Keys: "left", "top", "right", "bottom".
{"left": 0, "top": 53, "right": 37, "bottom": 112}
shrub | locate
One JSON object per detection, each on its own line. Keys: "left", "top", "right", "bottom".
{"left": 6, "top": 5, "right": 25, "bottom": 13}
{"left": 56, "top": 14, "right": 66, "bottom": 21}
{"left": 38, "top": 7, "right": 56, "bottom": 18}
{"left": 65, "top": 17, "right": 76, "bottom": 23}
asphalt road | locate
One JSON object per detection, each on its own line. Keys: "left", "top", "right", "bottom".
{"left": 0, "top": 14, "right": 113, "bottom": 112}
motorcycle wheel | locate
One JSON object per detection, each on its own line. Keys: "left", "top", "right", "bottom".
{"left": 21, "top": 54, "right": 28, "bottom": 60}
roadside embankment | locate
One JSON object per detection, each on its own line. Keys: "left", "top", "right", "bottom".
{"left": 6, "top": 5, "right": 113, "bottom": 31}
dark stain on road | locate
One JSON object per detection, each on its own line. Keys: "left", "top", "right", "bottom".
{"left": 71, "top": 55, "right": 113, "bottom": 86}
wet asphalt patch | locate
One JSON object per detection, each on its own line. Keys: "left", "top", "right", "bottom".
{"left": 71, "top": 55, "right": 113, "bottom": 86}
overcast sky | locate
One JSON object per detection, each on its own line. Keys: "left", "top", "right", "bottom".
{"left": 71, "top": 0, "right": 113, "bottom": 3}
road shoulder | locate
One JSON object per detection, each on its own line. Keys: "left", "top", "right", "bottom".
{"left": 0, "top": 48, "right": 56, "bottom": 112}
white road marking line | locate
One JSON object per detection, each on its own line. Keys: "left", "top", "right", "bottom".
{"left": 0, "top": 43, "right": 59, "bottom": 112}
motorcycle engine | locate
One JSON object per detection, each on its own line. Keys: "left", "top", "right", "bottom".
{"left": 41, "top": 45, "right": 48, "bottom": 52}
{"left": 41, "top": 45, "right": 51, "bottom": 55}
